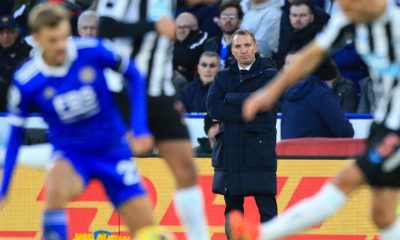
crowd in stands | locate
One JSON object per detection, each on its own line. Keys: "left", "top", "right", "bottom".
{"left": 0, "top": 0, "right": 375, "bottom": 145}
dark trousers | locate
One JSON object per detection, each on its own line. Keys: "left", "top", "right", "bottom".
{"left": 224, "top": 194, "right": 277, "bottom": 239}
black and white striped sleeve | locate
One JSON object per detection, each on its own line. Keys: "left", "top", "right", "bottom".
{"left": 315, "top": 9, "right": 354, "bottom": 52}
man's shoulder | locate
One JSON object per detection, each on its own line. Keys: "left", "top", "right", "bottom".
{"left": 73, "top": 37, "right": 101, "bottom": 50}
{"left": 13, "top": 58, "right": 41, "bottom": 87}
{"left": 204, "top": 36, "right": 221, "bottom": 51}
{"left": 216, "top": 67, "right": 233, "bottom": 78}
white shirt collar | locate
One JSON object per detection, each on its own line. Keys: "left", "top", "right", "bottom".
{"left": 33, "top": 37, "right": 77, "bottom": 77}
{"left": 238, "top": 59, "right": 255, "bottom": 71}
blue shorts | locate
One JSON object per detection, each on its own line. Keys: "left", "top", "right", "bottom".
{"left": 53, "top": 138, "right": 146, "bottom": 208}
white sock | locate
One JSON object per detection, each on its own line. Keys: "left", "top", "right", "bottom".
{"left": 174, "top": 185, "right": 209, "bottom": 240}
{"left": 381, "top": 218, "right": 400, "bottom": 240}
{"left": 259, "top": 183, "right": 347, "bottom": 240}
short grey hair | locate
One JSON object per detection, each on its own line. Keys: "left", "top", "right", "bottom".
{"left": 77, "top": 10, "right": 98, "bottom": 27}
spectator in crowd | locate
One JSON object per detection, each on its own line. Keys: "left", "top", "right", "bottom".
{"left": 240, "top": 0, "right": 282, "bottom": 58}
{"left": 176, "top": 0, "right": 221, "bottom": 38}
{"left": 280, "top": 53, "right": 354, "bottom": 139}
{"left": 194, "top": 114, "right": 220, "bottom": 156}
{"left": 207, "top": 29, "right": 278, "bottom": 238}
{"left": 324, "top": 59, "right": 358, "bottom": 113}
{"left": 331, "top": 42, "right": 369, "bottom": 93}
{"left": 77, "top": 10, "right": 97, "bottom": 37}
{"left": 0, "top": 15, "right": 32, "bottom": 112}
{"left": 357, "top": 77, "right": 378, "bottom": 113}
{"left": 204, "top": 1, "right": 243, "bottom": 69}
{"left": 180, "top": 51, "right": 220, "bottom": 113}
{"left": 173, "top": 12, "right": 208, "bottom": 83}
{"left": 276, "top": 0, "right": 326, "bottom": 68}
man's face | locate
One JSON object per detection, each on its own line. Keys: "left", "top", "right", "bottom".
{"left": 78, "top": 17, "right": 97, "bottom": 37}
{"left": 219, "top": 7, "right": 241, "bottom": 36}
{"left": 198, "top": 56, "right": 220, "bottom": 85}
{"left": 338, "top": 0, "right": 386, "bottom": 23}
{"left": 33, "top": 20, "right": 71, "bottom": 66}
{"left": 290, "top": 5, "right": 314, "bottom": 31}
{"left": 0, "top": 27, "right": 19, "bottom": 48}
{"left": 175, "top": 14, "right": 197, "bottom": 42}
{"left": 231, "top": 34, "right": 257, "bottom": 67}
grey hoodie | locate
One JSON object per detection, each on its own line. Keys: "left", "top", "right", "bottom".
{"left": 240, "top": 0, "right": 283, "bottom": 57}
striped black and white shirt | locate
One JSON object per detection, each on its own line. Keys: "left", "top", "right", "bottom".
{"left": 97, "top": 0, "right": 176, "bottom": 97}
{"left": 316, "top": 1, "right": 400, "bottom": 131}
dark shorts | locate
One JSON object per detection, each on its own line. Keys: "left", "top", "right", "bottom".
{"left": 147, "top": 96, "right": 190, "bottom": 141}
{"left": 356, "top": 123, "right": 400, "bottom": 188}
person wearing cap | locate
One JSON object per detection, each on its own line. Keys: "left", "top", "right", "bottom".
{"left": 194, "top": 114, "right": 220, "bottom": 156}
{"left": 0, "top": 15, "right": 32, "bottom": 111}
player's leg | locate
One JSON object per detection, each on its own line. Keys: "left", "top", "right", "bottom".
{"left": 370, "top": 188, "right": 400, "bottom": 239}
{"left": 44, "top": 156, "right": 85, "bottom": 240}
{"left": 157, "top": 140, "right": 209, "bottom": 240}
{"left": 224, "top": 195, "right": 245, "bottom": 239}
{"left": 118, "top": 196, "right": 176, "bottom": 239}
{"left": 229, "top": 161, "right": 365, "bottom": 240}
{"left": 149, "top": 96, "right": 209, "bottom": 240}
{"left": 157, "top": 140, "right": 197, "bottom": 188}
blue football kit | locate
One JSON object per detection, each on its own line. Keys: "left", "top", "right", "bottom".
{"left": 0, "top": 37, "right": 150, "bottom": 207}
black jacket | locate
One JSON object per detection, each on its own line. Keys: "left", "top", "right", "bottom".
{"left": 173, "top": 29, "right": 208, "bottom": 82}
{"left": 207, "top": 57, "right": 278, "bottom": 196}
{"left": 203, "top": 36, "right": 235, "bottom": 69}
{"left": 179, "top": 76, "right": 210, "bottom": 113}
{"left": 0, "top": 35, "right": 32, "bottom": 111}
{"left": 331, "top": 75, "right": 358, "bottom": 113}
{"left": 276, "top": 3, "right": 329, "bottom": 69}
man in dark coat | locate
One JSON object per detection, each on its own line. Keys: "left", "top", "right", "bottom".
{"left": 207, "top": 29, "right": 278, "bottom": 237}
{"left": 0, "top": 15, "right": 32, "bottom": 111}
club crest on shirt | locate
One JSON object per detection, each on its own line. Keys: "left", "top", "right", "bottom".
{"left": 79, "top": 66, "right": 96, "bottom": 83}
{"left": 43, "top": 87, "right": 56, "bottom": 99}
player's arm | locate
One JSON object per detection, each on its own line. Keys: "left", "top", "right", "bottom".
{"left": 243, "top": 42, "right": 327, "bottom": 121}
{"left": 98, "top": 16, "right": 175, "bottom": 41}
{"left": 98, "top": 40, "right": 153, "bottom": 154}
{"left": 97, "top": 0, "right": 175, "bottom": 41}
{"left": 243, "top": 9, "right": 352, "bottom": 121}
{"left": 0, "top": 126, "right": 24, "bottom": 207}
{"left": 98, "top": 16, "right": 155, "bottom": 38}
{"left": 123, "top": 63, "right": 154, "bottom": 155}
{"left": 0, "top": 85, "right": 27, "bottom": 208}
